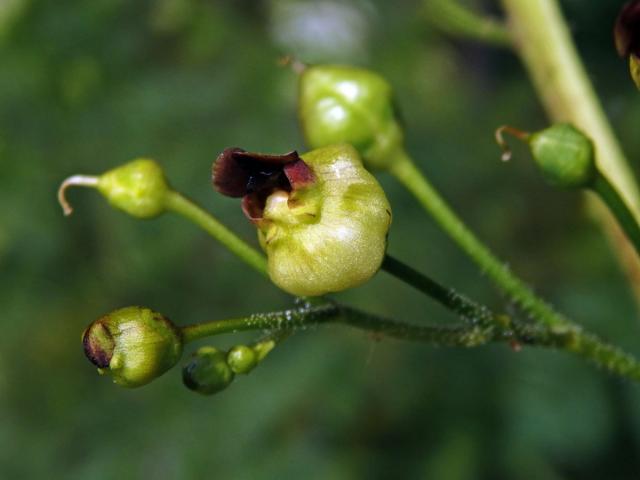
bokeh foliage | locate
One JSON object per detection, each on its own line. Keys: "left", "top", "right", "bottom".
{"left": 2, "top": 0, "right": 640, "bottom": 478}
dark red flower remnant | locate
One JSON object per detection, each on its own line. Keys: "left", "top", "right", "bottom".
{"left": 615, "top": 1, "right": 640, "bottom": 57}
{"left": 212, "top": 148, "right": 315, "bottom": 221}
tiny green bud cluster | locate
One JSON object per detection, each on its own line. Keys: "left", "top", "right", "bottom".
{"left": 298, "top": 64, "right": 404, "bottom": 171}
{"left": 182, "top": 346, "right": 235, "bottom": 395}
{"left": 82, "top": 306, "right": 183, "bottom": 388}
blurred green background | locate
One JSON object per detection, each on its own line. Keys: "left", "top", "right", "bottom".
{"left": 3, "top": 0, "right": 640, "bottom": 478}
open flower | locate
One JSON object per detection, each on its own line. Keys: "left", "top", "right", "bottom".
{"left": 212, "top": 144, "right": 392, "bottom": 296}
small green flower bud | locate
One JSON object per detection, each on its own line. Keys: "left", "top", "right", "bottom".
{"left": 528, "top": 123, "right": 596, "bottom": 188}
{"left": 212, "top": 144, "right": 392, "bottom": 297}
{"left": 82, "top": 306, "right": 183, "bottom": 388}
{"left": 226, "top": 345, "right": 257, "bottom": 374}
{"left": 298, "top": 64, "right": 404, "bottom": 171}
{"left": 58, "top": 158, "right": 170, "bottom": 218}
{"left": 182, "top": 346, "right": 235, "bottom": 395}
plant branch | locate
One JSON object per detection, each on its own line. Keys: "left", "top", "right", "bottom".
{"left": 382, "top": 254, "right": 498, "bottom": 327}
{"left": 390, "top": 150, "right": 571, "bottom": 332}
{"left": 164, "top": 190, "right": 268, "bottom": 276}
{"left": 180, "top": 302, "right": 640, "bottom": 382}
{"left": 423, "top": 0, "right": 511, "bottom": 48}
{"left": 499, "top": 0, "right": 640, "bottom": 300}
{"left": 592, "top": 174, "right": 640, "bottom": 256}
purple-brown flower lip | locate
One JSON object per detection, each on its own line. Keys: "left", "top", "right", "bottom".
{"left": 615, "top": 1, "right": 640, "bottom": 58}
{"left": 82, "top": 319, "right": 115, "bottom": 368}
{"left": 212, "top": 148, "right": 315, "bottom": 222}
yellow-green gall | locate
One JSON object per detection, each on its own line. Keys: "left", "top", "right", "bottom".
{"left": 212, "top": 144, "right": 391, "bottom": 297}
{"left": 182, "top": 346, "right": 235, "bottom": 395}
{"left": 529, "top": 123, "right": 596, "bottom": 188}
{"left": 58, "top": 158, "right": 170, "bottom": 218}
{"left": 298, "top": 64, "right": 404, "bottom": 171}
{"left": 260, "top": 145, "right": 391, "bottom": 296}
{"left": 82, "top": 306, "right": 183, "bottom": 388}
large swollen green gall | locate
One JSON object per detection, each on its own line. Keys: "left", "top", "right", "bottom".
{"left": 212, "top": 144, "right": 392, "bottom": 296}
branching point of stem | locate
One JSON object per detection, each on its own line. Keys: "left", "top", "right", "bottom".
{"left": 57, "top": 175, "right": 99, "bottom": 216}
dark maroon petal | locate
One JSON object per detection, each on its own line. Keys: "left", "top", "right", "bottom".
{"left": 82, "top": 320, "right": 115, "bottom": 368}
{"left": 233, "top": 150, "right": 301, "bottom": 165}
{"left": 212, "top": 148, "right": 250, "bottom": 197}
{"left": 615, "top": 1, "right": 640, "bottom": 57}
{"left": 241, "top": 194, "right": 266, "bottom": 224}
{"left": 284, "top": 160, "right": 315, "bottom": 189}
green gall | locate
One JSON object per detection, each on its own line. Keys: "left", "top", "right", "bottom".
{"left": 261, "top": 145, "right": 392, "bottom": 296}
{"left": 212, "top": 144, "right": 392, "bottom": 297}
{"left": 529, "top": 123, "right": 596, "bottom": 188}
{"left": 298, "top": 64, "right": 404, "bottom": 171}
{"left": 58, "top": 158, "right": 170, "bottom": 218}
{"left": 182, "top": 346, "right": 235, "bottom": 395}
{"left": 226, "top": 345, "right": 257, "bottom": 374}
{"left": 82, "top": 306, "right": 183, "bottom": 388}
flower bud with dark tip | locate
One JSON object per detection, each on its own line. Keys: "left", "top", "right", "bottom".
{"left": 58, "top": 158, "right": 170, "bottom": 218}
{"left": 182, "top": 346, "right": 235, "bottom": 395}
{"left": 615, "top": 1, "right": 640, "bottom": 89}
{"left": 212, "top": 144, "right": 392, "bottom": 296}
{"left": 82, "top": 306, "right": 183, "bottom": 388}
{"left": 528, "top": 123, "right": 596, "bottom": 189}
{"left": 226, "top": 345, "right": 257, "bottom": 374}
{"left": 298, "top": 64, "right": 404, "bottom": 171}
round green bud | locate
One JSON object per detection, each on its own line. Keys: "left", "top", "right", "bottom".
{"left": 528, "top": 123, "right": 596, "bottom": 188}
{"left": 82, "top": 306, "right": 183, "bottom": 388}
{"left": 97, "top": 158, "right": 170, "bottom": 218}
{"left": 261, "top": 144, "right": 391, "bottom": 297}
{"left": 182, "top": 346, "right": 235, "bottom": 395}
{"left": 226, "top": 345, "right": 258, "bottom": 374}
{"left": 298, "top": 64, "right": 404, "bottom": 171}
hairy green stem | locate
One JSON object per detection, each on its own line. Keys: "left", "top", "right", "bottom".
{"left": 382, "top": 254, "right": 498, "bottom": 327}
{"left": 164, "top": 190, "right": 268, "bottom": 276}
{"left": 390, "top": 150, "right": 570, "bottom": 331}
{"left": 423, "top": 0, "right": 511, "bottom": 47}
{"left": 180, "top": 302, "right": 640, "bottom": 381}
{"left": 181, "top": 303, "right": 498, "bottom": 346}
{"left": 592, "top": 174, "right": 640, "bottom": 256}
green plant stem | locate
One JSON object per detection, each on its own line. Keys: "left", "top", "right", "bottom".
{"left": 499, "top": 0, "right": 640, "bottom": 213}
{"left": 382, "top": 254, "right": 497, "bottom": 327}
{"left": 181, "top": 303, "right": 498, "bottom": 346}
{"left": 180, "top": 302, "right": 640, "bottom": 381}
{"left": 592, "top": 174, "right": 640, "bottom": 256}
{"left": 423, "top": 0, "right": 511, "bottom": 48}
{"left": 390, "top": 150, "right": 570, "bottom": 331}
{"left": 164, "top": 190, "right": 268, "bottom": 276}
{"left": 499, "top": 0, "right": 640, "bottom": 300}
